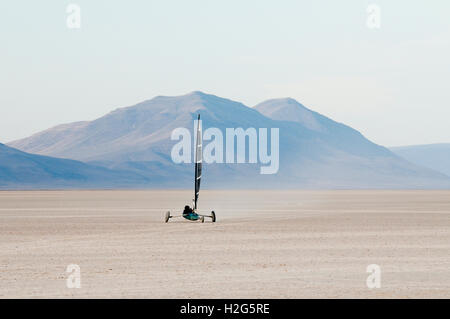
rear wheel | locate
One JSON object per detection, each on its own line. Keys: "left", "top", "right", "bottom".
{"left": 201, "top": 216, "right": 205, "bottom": 223}
{"left": 164, "top": 211, "right": 170, "bottom": 223}
{"left": 211, "top": 211, "right": 216, "bottom": 223}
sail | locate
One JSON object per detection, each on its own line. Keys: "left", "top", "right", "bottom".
{"left": 194, "top": 114, "right": 202, "bottom": 210}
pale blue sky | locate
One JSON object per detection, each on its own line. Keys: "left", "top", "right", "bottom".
{"left": 1, "top": 0, "right": 449, "bottom": 146}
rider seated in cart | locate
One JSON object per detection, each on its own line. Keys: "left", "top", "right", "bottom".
{"left": 182, "top": 205, "right": 199, "bottom": 221}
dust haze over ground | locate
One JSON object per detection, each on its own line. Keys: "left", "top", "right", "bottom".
{"left": 0, "top": 190, "right": 449, "bottom": 298}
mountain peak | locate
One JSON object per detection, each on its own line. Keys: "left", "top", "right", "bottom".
{"left": 148, "top": 91, "right": 224, "bottom": 106}
{"left": 254, "top": 97, "right": 323, "bottom": 131}
{"left": 188, "top": 90, "right": 207, "bottom": 96}
{"left": 257, "top": 97, "right": 310, "bottom": 110}
{"left": 266, "top": 97, "right": 298, "bottom": 103}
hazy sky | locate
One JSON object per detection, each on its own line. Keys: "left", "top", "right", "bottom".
{"left": 1, "top": 1, "right": 449, "bottom": 146}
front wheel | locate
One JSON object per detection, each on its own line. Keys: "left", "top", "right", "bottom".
{"left": 211, "top": 211, "right": 216, "bottom": 223}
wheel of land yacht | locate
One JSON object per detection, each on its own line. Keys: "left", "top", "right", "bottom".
{"left": 201, "top": 216, "right": 205, "bottom": 223}
{"left": 211, "top": 211, "right": 216, "bottom": 223}
{"left": 164, "top": 211, "right": 171, "bottom": 223}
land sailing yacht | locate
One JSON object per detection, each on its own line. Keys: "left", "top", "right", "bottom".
{"left": 164, "top": 114, "right": 216, "bottom": 223}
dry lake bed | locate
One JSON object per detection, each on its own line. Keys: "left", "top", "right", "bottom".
{"left": 0, "top": 190, "right": 449, "bottom": 298}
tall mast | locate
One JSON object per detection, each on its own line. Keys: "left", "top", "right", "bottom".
{"left": 194, "top": 114, "right": 202, "bottom": 210}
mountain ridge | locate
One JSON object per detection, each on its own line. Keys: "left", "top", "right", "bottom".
{"left": 0, "top": 143, "right": 151, "bottom": 189}
{"left": 6, "top": 91, "right": 450, "bottom": 189}
{"left": 390, "top": 143, "right": 450, "bottom": 177}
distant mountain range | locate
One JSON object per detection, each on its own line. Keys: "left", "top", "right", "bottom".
{"left": 0, "top": 143, "right": 149, "bottom": 189}
{"left": 5, "top": 91, "right": 450, "bottom": 189}
{"left": 390, "top": 144, "right": 450, "bottom": 177}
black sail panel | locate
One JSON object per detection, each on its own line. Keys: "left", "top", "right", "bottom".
{"left": 194, "top": 114, "right": 202, "bottom": 210}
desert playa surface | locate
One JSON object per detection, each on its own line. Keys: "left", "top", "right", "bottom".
{"left": 0, "top": 190, "right": 449, "bottom": 298}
